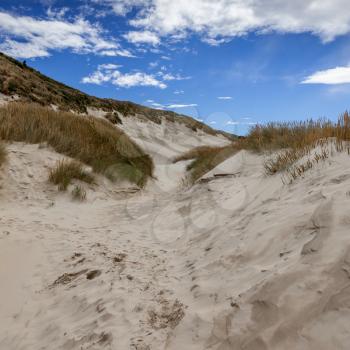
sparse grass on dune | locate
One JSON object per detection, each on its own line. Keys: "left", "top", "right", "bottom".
{"left": 178, "top": 112, "right": 350, "bottom": 184}
{"left": 49, "top": 160, "right": 94, "bottom": 191}
{"left": 71, "top": 185, "right": 87, "bottom": 201}
{"left": 174, "top": 144, "right": 239, "bottom": 183}
{"left": 173, "top": 146, "right": 227, "bottom": 163}
{"left": 242, "top": 112, "right": 350, "bottom": 178}
{"left": 0, "top": 102, "right": 154, "bottom": 187}
{"left": 0, "top": 142, "right": 7, "bottom": 167}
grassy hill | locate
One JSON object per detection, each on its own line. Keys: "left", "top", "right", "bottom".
{"left": 0, "top": 52, "right": 235, "bottom": 141}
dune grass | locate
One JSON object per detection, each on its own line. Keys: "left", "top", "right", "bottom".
{"left": 242, "top": 112, "right": 350, "bottom": 178}
{"left": 174, "top": 144, "right": 238, "bottom": 183}
{"left": 0, "top": 102, "right": 154, "bottom": 187}
{"left": 176, "top": 112, "right": 350, "bottom": 184}
{"left": 71, "top": 185, "right": 87, "bottom": 201}
{"left": 49, "top": 160, "right": 94, "bottom": 191}
{"left": 0, "top": 142, "right": 7, "bottom": 167}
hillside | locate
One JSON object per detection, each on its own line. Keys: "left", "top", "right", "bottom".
{"left": 0, "top": 52, "right": 235, "bottom": 141}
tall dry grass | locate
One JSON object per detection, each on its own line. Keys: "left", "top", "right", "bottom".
{"left": 0, "top": 142, "right": 7, "bottom": 167}
{"left": 177, "top": 112, "right": 350, "bottom": 184}
{"left": 241, "top": 112, "right": 350, "bottom": 152}
{"left": 241, "top": 112, "right": 350, "bottom": 176}
{"left": 174, "top": 144, "right": 238, "bottom": 183}
{"left": 49, "top": 160, "right": 94, "bottom": 191}
{"left": 0, "top": 102, "right": 154, "bottom": 186}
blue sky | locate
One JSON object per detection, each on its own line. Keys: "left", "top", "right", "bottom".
{"left": 1, "top": 1, "right": 350, "bottom": 134}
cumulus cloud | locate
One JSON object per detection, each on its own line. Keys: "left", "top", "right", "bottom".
{"left": 123, "top": 30, "right": 160, "bottom": 45}
{"left": 99, "top": 0, "right": 151, "bottom": 16}
{"left": 103, "top": 0, "right": 350, "bottom": 43}
{"left": 82, "top": 64, "right": 166, "bottom": 88}
{"left": 0, "top": 11, "right": 133, "bottom": 58}
{"left": 218, "top": 96, "right": 233, "bottom": 100}
{"left": 301, "top": 65, "right": 350, "bottom": 84}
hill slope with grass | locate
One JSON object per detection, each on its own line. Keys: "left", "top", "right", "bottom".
{"left": 0, "top": 52, "right": 235, "bottom": 141}
{"left": 0, "top": 102, "right": 154, "bottom": 187}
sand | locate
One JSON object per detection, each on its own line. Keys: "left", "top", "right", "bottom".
{"left": 1, "top": 134, "right": 350, "bottom": 349}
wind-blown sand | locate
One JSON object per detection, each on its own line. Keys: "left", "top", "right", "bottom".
{"left": 1, "top": 137, "right": 350, "bottom": 349}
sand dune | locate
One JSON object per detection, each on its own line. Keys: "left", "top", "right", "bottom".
{"left": 1, "top": 139, "right": 350, "bottom": 350}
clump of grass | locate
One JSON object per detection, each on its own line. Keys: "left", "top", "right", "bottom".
{"left": 284, "top": 147, "right": 329, "bottom": 183}
{"left": 0, "top": 102, "right": 154, "bottom": 186}
{"left": 0, "top": 142, "right": 7, "bottom": 167}
{"left": 242, "top": 112, "right": 350, "bottom": 176}
{"left": 49, "top": 160, "right": 94, "bottom": 191}
{"left": 173, "top": 146, "right": 223, "bottom": 163}
{"left": 264, "top": 148, "right": 307, "bottom": 175}
{"left": 71, "top": 185, "right": 87, "bottom": 201}
{"left": 175, "top": 144, "right": 238, "bottom": 183}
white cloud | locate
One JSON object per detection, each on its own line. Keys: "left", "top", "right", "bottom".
{"left": 99, "top": 63, "right": 122, "bottom": 69}
{"left": 226, "top": 120, "right": 257, "bottom": 125}
{"left": 218, "top": 96, "right": 233, "bottom": 100}
{"left": 82, "top": 64, "right": 166, "bottom": 88}
{"left": 104, "top": 0, "right": 350, "bottom": 43}
{"left": 167, "top": 103, "right": 197, "bottom": 108}
{"left": 142, "top": 98, "right": 198, "bottom": 109}
{"left": 150, "top": 102, "right": 165, "bottom": 109}
{"left": 0, "top": 11, "right": 133, "bottom": 58}
{"left": 100, "top": 0, "right": 151, "bottom": 16}
{"left": 115, "top": 72, "right": 166, "bottom": 88}
{"left": 174, "top": 90, "right": 184, "bottom": 94}
{"left": 161, "top": 73, "right": 191, "bottom": 81}
{"left": 99, "top": 49, "right": 135, "bottom": 57}
{"left": 149, "top": 61, "right": 158, "bottom": 68}
{"left": 46, "top": 7, "right": 69, "bottom": 19}
{"left": 301, "top": 65, "right": 350, "bottom": 84}
{"left": 123, "top": 30, "right": 160, "bottom": 45}
{"left": 209, "top": 121, "right": 217, "bottom": 124}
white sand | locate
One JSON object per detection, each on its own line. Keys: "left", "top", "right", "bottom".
{"left": 1, "top": 138, "right": 350, "bottom": 350}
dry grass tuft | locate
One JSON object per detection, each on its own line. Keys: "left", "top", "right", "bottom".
{"left": 0, "top": 142, "right": 7, "bottom": 167}
{"left": 175, "top": 144, "right": 238, "bottom": 183}
{"left": 0, "top": 102, "right": 154, "bottom": 186}
{"left": 173, "top": 146, "right": 226, "bottom": 163}
{"left": 49, "top": 160, "right": 94, "bottom": 191}
{"left": 71, "top": 185, "right": 87, "bottom": 201}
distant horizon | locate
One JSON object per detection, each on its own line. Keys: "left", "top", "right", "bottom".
{"left": 1, "top": 1, "right": 350, "bottom": 135}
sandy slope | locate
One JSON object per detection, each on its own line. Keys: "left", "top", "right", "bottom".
{"left": 1, "top": 141, "right": 350, "bottom": 350}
